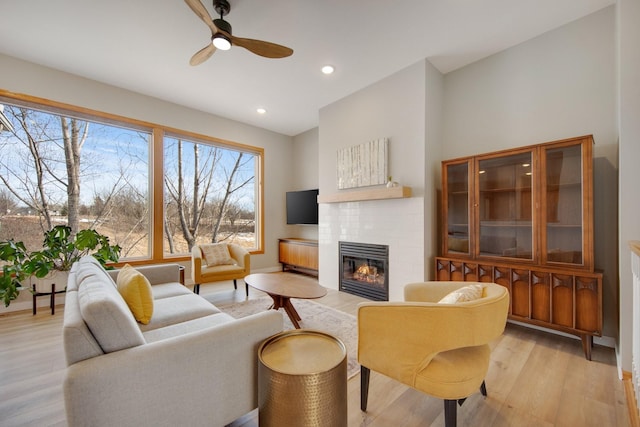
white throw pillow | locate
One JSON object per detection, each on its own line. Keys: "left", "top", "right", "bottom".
{"left": 438, "top": 284, "right": 485, "bottom": 304}
{"left": 201, "top": 243, "right": 235, "bottom": 266}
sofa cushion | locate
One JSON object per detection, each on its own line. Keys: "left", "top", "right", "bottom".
{"left": 117, "top": 264, "right": 154, "bottom": 324}
{"left": 151, "top": 282, "right": 193, "bottom": 300}
{"left": 138, "top": 293, "right": 220, "bottom": 332}
{"left": 200, "top": 263, "right": 244, "bottom": 277}
{"left": 63, "top": 290, "right": 105, "bottom": 365}
{"left": 109, "top": 263, "right": 181, "bottom": 286}
{"left": 201, "top": 243, "right": 235, "bottom": 266}
{"left": 67, "top": 256, "right": 117, "bottom": 292}
{"left": 77, "top": 268, "right": 146, "bottom": 353}
{"left": 142, "top": 312, "right": 235, "bottom": 343}
{"left": 438, "top": 284, "right": 485, "bottom": 304}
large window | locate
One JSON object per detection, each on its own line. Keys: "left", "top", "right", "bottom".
{"left": 163, "top": 134, "right": 259, "bottom": 255}
{"left": 0, "top": 93, "right": 263, "bottom": 263}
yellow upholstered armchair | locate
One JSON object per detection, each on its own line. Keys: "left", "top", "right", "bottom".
{"left": 191, "top": 243, "right": 251, "bottom": 295}
{"left": 358, "top": 281, "right": 509, "bottom": 427}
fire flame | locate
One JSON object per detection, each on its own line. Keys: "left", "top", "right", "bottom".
{"left": 356, "top": 265, "right": 377, "bottom": 276}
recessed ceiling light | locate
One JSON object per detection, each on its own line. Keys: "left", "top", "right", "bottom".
{"left": 256, "top": 108, "right": 267, "bottom": 114}
{"left": 321, "top": 65, "right": 335, "bottom": 75}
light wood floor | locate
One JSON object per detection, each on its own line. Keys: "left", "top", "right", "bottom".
{"left": 0, "top": 280, "right": 632, "bottom": 427}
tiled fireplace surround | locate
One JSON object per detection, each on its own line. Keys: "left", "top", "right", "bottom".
{"left": 318, "top": 197, "right": 425, "bottom": 301}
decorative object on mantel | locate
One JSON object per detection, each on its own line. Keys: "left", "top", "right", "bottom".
{"left": 337, "top": 138, "right": 388, "bottom": 189}
{"left": 386, "top": 175, "right": 398, "bottom": 188}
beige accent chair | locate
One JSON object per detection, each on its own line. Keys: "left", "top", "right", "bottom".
{"left": 358, "top": 281, "right": 509, "bottom": 427}
{"left": 191, "top": 243, "right": 251, "bottom": 295}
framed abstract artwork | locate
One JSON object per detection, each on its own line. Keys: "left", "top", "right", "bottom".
{"left": 337, "top": 138, "right": 388, "bottom": 189}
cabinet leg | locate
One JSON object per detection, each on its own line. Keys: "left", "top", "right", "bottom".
{"left": 32, "top": 284, "right": 37, "bottom": 315}
{"left": 581, "top": 334, "right": 593, "bottom": 361}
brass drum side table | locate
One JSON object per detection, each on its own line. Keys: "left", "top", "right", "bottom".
{"left": 258, "top": 329, "right": 347, "bottom": 427}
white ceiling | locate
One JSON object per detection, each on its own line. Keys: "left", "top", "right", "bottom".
{"left": 0, "top": 0, "right": 615, "bottom": 136}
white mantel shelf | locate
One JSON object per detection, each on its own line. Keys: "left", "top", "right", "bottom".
{"left": 317, "top": 186, "right": 412, "bottom": 203}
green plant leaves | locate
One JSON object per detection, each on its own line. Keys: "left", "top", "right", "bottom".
{"left": 0, "top": 239, "right": 29, "bottom": 264}
{"left": 0, "top": 225, "right": 121, "bottom": 306}
{"left": 27, "top": 225, "right": 121, "bottom": 273}
{"left": 0, "top": 265, "right": 24, "bottom": 307}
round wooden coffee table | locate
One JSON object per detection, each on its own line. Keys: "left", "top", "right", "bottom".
{"left": 244, "top": 273, "right": 327, "bottom": 328}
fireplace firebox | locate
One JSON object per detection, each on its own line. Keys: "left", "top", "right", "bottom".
{"left": 339, "top": 241, "right": 388, "bottom": 301}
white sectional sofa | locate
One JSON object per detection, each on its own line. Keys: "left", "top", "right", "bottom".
{"left": 62, "top": 256, "right": 283, "bottom": 427}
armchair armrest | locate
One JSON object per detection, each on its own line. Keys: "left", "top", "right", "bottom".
{"left": 228, "top": 243, "right": 250, "bottom": 270}
{"left": 404, "top": 281, "right": 472, "bottom": 302}
{"left": 357, "top": 287, "right": 508, "bottom": 385}
{"left": 191, "top": 245, "right": 204, "bottom": 283}
{"left": 358, "top": 302, "right": 470, "bottom": 383}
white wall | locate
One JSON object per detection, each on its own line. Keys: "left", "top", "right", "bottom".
{"left": 319, "top": 61, "right": 431, "bottom": 197}
{"left": 0, "top": 54, "right": 294, "bottom": 273}
{"left": 287, "top": 127, "right": 320, "bottom": 241}
{"left": 292, "top": 127, "right": 319, "bottom": 188}
{"left": 317, "top": 60, "right": 441, "bottom": 300}
{"left": 617, "top": 0, "right": 640, "bottom": 373}
{"left": 443, "top": 7, "right": 617, "bottom": 159}
{"left": 424, "top": 60, "right": 445, "bottom": 279}
{"left": 442, "top": 6, "right": 618, "bottom": 339}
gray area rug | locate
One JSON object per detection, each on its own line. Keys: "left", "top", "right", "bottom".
{"left": 214, "top": 296, "right": 359, "bottom": 378}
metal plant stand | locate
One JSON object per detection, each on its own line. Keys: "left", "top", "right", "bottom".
{"left": 32, "top": 283, "right": 66, "bottom": 315}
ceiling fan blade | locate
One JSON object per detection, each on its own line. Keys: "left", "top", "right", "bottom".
{"left": 190, "top": 43, "right": 216, "bottom": 65}
{"left": 230, "top": 36, "right": 293, "bottom": 59}
{"left": 184, "top": 0, "right": 218, "bottom": 34}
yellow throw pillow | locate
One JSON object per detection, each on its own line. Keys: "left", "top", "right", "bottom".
{"left": 201, "top": 243, "right": 235, "bottom": 266}
{"left": 438, "top": 284, "right": 484, "bottom": 304}
{"left": 117, "top": 264, "right": 154, "bottom": 324}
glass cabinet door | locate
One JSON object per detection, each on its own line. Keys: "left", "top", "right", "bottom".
{"left": 543, "top": 144, "right": 584, "bottom": 266}
{"left": 445, "top": 162, "right": 470, "bottom": 255}
{"left": 477, "top": 151, "right": 534, "bottom": 260}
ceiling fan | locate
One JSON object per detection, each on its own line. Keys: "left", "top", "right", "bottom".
{"left": 184, "top": 0, "right": 294, "bottom": 65}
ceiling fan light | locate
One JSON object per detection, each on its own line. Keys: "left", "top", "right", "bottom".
{"left": 213, "top": 34, "right": 231, "bottom": 50}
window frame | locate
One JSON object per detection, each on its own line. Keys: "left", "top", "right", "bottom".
{"left": 0, "top": 90, "right": 265, "bottom": 265}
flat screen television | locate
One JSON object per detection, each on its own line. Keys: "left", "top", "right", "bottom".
{"left": 286, "top": 189, "right": 319, "bottom": 225}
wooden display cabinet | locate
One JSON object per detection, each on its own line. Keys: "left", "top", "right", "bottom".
{"left": 278, "top": 238, "right": 318, "bottom": 276}
{"left": 437, "top": 135, "right": 602, "bottom": 359}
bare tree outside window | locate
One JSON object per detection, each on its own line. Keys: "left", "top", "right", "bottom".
{"left": 163, "top": 136, "right": 257, "bottom": 254}
{"left": 0, "top": 104, "right": 151, "bottom": 256}
{"left": 0, "top": 98, "right": 261, "bottom": 261}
